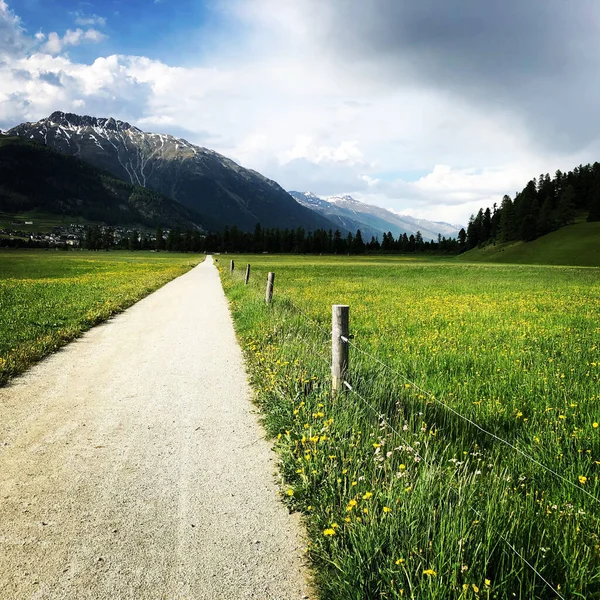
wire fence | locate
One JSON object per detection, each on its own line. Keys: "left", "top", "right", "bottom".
{"left": 223, "top": 261, "right": 592, "bottom": 599}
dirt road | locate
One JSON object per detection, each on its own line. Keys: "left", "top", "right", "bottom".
{"left": 0, "top": 256, "right": 311, "bottom": 599}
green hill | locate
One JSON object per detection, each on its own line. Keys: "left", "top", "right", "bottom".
{"left": 457, "top": 220, "right": 600, "bottom": 266}
{"left": 0, "top": 136, "right": 206, "bottom": 230}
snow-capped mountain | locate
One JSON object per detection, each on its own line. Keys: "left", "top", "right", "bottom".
{"left": 290, "top": 191, "right": 463, "bottom": 241}
{"left": 7, "top": 112, "right": 333, "bottom": 232}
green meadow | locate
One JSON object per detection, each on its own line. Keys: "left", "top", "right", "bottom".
{"left": 0, "top": 250, "right": 202, "bottom": 385}
{"left": 220, "top": 255, "right": 600, "bottom": 600}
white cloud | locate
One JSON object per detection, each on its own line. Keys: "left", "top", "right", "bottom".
{"left": 74, "top": 14, "right": 107, "bottom": 27}
{"left": 42, "top": 28, "right": 105, "bottom": 55}
{"left": 1, "top": 0, "right": 599, "bottom": 225}
{"left": 281, "top": 136, "right": 366, "bottom": 166}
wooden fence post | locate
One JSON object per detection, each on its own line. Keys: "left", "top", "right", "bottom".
{"left": 265, "top": 272, "right": 275, "bottom": 304}
{"left": 332, "top": 304, "right": 349, "bottom": 395}
{"left": 230, "top": 259, "right": 234, "bottom": 274}
{"left": 245, "top": 264, "right": 251, "bottom": 285}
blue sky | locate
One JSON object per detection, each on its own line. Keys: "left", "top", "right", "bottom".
{"left": 12, "top": 0, "right": 234, "bottom": 64}
{"left": 2, "top": 0, "right": 600, "bottom": 224}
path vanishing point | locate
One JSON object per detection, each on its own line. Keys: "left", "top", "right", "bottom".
{"left": 0, "top": 257, "right": 311, "bottom": 600}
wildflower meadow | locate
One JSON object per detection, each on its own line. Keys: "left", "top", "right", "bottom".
{"left": 220, "top": 255, "right": 600, "bottom": 599}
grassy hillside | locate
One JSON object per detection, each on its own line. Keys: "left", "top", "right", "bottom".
{"left": 458, "top": 220, "right": 600, "bottom": 266}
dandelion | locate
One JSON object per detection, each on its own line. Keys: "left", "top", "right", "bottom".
{"left": 472, "top": 584, "right": 479, "bottom": 593}
{"left": 594, "top": 422, "right": 599, "bottom": 428}
{"left": 423, "top": 569, "right": 436, "bottom": 576}
{"left": 395, "top": 558, "right": 405, "bottom": 565}
{"left": 323, "top": 528, "right": 335, "bottom": 536}
{"left": 286, "top": 489, "right": 294, "bottom": 496}
{"left": 485, "top": 579, "right": 491, "bottom": 586}
{"left": 362, "top": 491, "right": 373, "bottom": 500}
{"left": 579, "top": 475, "right": 588, "bottom": 485}
{"left": 383, "top": 506, "right": 392, "bottom": 513}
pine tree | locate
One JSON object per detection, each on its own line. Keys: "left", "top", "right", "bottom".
{"left": 557, "top": 185, "right": 576, "bottom": 226}
{"left": 498, "top": 195, "right": 516, "bottom": 242}
{"left": 537, "top": 196, "right": 556, "bottom": 236}
{"left": 352, "top": 229, "right": 365, "bottom": 254}
{"left": 520, "top": 214, "right": 537, "bottom": 241}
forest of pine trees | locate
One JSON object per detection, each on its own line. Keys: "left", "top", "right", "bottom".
{"left": 75, "top": 223, "right": 460, "bottom": 254}
{"left": 465, "top": 162, "right": 600, "bottom": 249}
{"left": 201, "top": 224, "right": 460, "bottom": 255}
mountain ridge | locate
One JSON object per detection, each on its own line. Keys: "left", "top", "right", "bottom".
{"left": 7, "top": 112, "right": 335, "bottom": 233}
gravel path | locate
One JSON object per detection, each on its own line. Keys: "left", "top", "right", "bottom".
{"left": 0, "top": 256, "right": 312, "bottom": 600}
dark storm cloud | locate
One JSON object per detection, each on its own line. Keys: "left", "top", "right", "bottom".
{"left": 314, "top": 0, "right": 600, "bottom": 151}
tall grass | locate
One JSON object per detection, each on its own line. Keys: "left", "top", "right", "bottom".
{"left": 220, "top": 255, "right": 600, "bottom": 599}
{"left": 0, "top": 250, "right": 202, "bottom": 384}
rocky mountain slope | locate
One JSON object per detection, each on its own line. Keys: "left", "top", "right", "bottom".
{"left": 7, "top": 112, "right": 334, "bottom": 232}
{"left": 0, "top": 136, "right": 205, "bottom": 230}
{"left": 290, "top": 191, "right": 462, "bottom": 241}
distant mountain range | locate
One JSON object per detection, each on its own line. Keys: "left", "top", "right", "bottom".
{"left": 0, "top": 136, "right": 204, "bottom": 230}
{"left": 2, "top": 111, "right": 463, "bottom": 238}
{"left": 289, "top": 191, "right": 463, "bottom": 241}
{"left": 6, "top": 112, "right": 332, "bottom": 233}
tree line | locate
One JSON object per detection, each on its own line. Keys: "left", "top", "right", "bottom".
{"left": 77, "top": 223, "right": 463, "bottom": 254}
{"left": 202, "top": 224, "right": 461, "bottom": 254}
{"left": 465, "top": 162, "right": 600, "bottom": 249}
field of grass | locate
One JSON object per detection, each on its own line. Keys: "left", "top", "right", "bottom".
{"left": 0, "top": 250, "right": 203, "bottom": 385}
{"left": 219, "top": 255, "right": 600, "bottom": 599}
{"left": 458, "top": 221, "right": 600, "bottom": 267}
